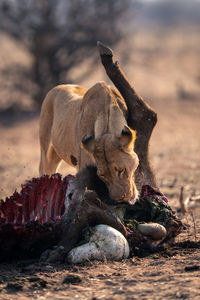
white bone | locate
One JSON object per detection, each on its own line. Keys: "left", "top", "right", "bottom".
{"left": 67, "top": 224, "right": 129, "bottom": 264}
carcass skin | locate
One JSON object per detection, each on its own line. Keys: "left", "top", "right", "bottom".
{"left": 0, "top": 166, "right": 183, "bottom": 262}
{"left": 0, "top": 167, "right": 127, "bottom": 261}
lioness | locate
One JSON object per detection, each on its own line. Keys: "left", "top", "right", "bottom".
{"left": 39, "top": 81, "right": 139, "bottom": 204}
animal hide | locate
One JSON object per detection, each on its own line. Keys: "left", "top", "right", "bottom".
{"left": 0, "top": 169, "right": 184, "bottom": 261}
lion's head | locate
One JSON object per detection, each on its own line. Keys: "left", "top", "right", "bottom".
{"left": 82, "top": 125, "right": 139, "bottom": 205}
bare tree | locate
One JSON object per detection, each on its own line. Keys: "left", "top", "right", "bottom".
{"left": 0, "top": 0, "right": 132, "bottom": 106}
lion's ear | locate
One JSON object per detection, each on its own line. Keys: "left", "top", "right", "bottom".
{"left": 82, "top": 134, "right": 95, "bottom": 153}
{"left": 119, "top": 125, "right": 136, "bottom": 151}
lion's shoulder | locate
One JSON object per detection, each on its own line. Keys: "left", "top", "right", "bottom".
{"left": 52, "top": 84, "right": 87, "bottom": 98}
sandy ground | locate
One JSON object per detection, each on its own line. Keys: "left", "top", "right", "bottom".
{"left": 0, "top": 27, "right": 200, "bottom": 299}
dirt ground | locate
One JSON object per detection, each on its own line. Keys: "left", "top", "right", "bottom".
{"left": 0, "top": 27, "right": 200, "bottom": 299}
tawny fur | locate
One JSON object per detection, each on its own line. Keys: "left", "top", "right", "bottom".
{"left": 39, "top": 81, "right": 139, "bottom": 203}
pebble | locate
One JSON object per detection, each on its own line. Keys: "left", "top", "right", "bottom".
{"left": 63, "top": 274, "right": 82, "bottom": 285}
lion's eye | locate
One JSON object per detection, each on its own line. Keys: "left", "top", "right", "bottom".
{"left": 117, "top": 168, "right": 126, "bottom": 177}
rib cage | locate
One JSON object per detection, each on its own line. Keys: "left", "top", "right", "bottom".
{"left": 0, "top": 174, "right": 74, "bottom": 227}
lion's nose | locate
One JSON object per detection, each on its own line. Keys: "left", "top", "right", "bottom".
{"left": 123, "top": 185, "right": 139, "bottom": 204}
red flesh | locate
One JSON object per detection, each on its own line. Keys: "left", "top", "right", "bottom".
{"left": 0, "top": 174, "right": 73, "bottom": 228}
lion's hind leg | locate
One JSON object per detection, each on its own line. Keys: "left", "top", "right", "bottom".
{"left": 39, "top": 144, "right": 62, "bottom": 176}
{"left": 39, "top": 103, "right": 62, "bottom": 175}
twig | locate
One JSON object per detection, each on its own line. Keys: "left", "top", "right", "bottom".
{"left": 179, "top": 186, "right": 187, "bottom": 213}
{"left": 185, "top": 214, "right": 191, "bottom": 240}
{"left": 190, "top": 195, "right": 200, "bottom": 202}
{"left": 190, "top": 212, "right": 197, "bottom": 242}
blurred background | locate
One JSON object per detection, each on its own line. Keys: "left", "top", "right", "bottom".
{"left": 0, "top": 0, "right": 200, "bottom": 204}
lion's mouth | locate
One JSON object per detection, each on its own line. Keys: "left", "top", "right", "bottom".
{"left": 113, "top": 196, "right": 137, "bottom": 205}
{"left": 128, "top": 197, "right": 137, "bottom": 205}
{"left": 127, "top": 188, "right": 139, "bottom": 205}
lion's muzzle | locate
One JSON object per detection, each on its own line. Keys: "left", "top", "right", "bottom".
{"left": 109, "top": 183, "right": 138, "bottom": 205}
